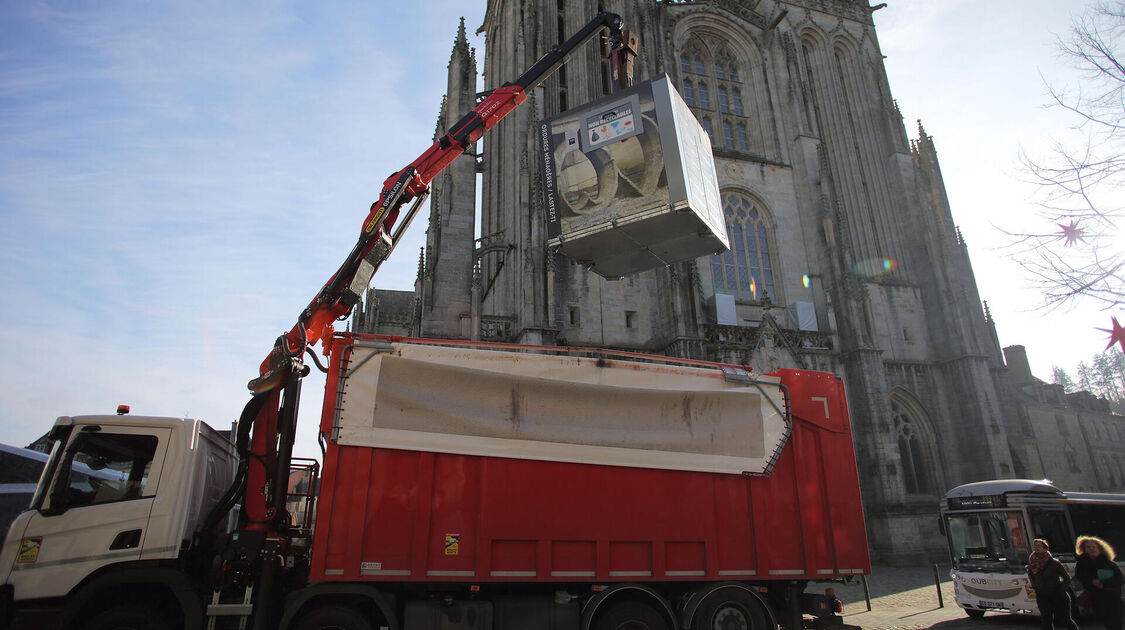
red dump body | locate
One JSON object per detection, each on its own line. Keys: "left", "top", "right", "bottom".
{"left": 309, "top": 333, "right": 869, "bottom": 584}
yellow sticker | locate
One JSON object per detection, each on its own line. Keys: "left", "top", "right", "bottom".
{"left": 17, "top": 538, "right": 41, "bottom": 564}
{"left": 444, "top": 533, "right": 460, "bottom": 556}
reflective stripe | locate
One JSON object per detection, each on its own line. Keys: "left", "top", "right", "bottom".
{"left": 12, "top": 545, "right": 177, "bottom": 571}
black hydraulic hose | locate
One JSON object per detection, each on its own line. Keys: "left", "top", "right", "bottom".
{"left": 305, "top": 346, "right": 328, "bottom": 374}
{"left": 198, "top": 392, "right": 270, "bottom": 536}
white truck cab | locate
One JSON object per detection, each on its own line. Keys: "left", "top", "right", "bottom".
{"left": 0, "top": 414, "right": 236, "bottom": 629}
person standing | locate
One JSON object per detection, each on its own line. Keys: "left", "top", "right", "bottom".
{"left": 1028, "top": 539, "right": 1080, "bottom": 630}
{"left": 1075, "top": 536, "right": 1125, "bottom": 630}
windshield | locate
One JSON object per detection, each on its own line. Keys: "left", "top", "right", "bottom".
{"left": 945, "top": 509, "right": 1028, "bottom": 571}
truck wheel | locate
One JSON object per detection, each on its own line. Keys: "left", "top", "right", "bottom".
{"left": 293, "top": 604, "right": 376, "bottom": 630}
{"left": 965, "top": 608, "right": 985, "bottom": 619}
{"left": 82, "top": 604, "right": 171, "bottom": 630}
{"left": 691, "top": 588, "right": 769, "bottom": 630}
{"left": 592, "top": 600, "right": 672, "bottom": 630}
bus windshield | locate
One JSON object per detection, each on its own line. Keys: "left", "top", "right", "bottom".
{"left": 945, "top": 510, "right": 1028, "bottom": 571}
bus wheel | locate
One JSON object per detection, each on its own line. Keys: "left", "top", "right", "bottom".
{"left": 965, "top": 609, "right": 985, "bottom": 619}
{"left": 293, "top": 604, "right": 376, "bottom": 630}
{"left": 592, "top": 600, "right": 672, "bottom": 630}
{"left": 691, "top": 588, "right": 770, "bottom": 630}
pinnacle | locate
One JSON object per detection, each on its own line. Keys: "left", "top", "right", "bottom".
{"left": 450, "top": 16, "right": 473, "bottom": 65}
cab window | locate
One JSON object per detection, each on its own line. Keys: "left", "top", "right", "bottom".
{"left": 49, "top": 433, "right": 159, "bottom": 510}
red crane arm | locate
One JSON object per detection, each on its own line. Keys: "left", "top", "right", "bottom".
{"left": 250, "top": 12, "right": 630, "bottom": 394}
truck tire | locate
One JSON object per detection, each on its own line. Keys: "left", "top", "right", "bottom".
{"left": 690, "top": 588, "right": 770, "bottom": 630}
{"left": 965, "top": 608, "right": 986, "bottom": 619}
{"left": 592, "top": 600, "right": 671, "bottom": 630}
{"left": 293, "top": 604, "right": 376, "bottom": 630}
{"left": 81, "top": 604, "right": 171, "bottom": 630}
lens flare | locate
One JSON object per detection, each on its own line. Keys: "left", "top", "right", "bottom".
{"left": 749, "top": 278, "right": 757, "bottom": 298}
{"left": 802, "top": 274, "right": 811, "bottom": 288}
{"left": 854, "top": 258, "right": 897, "bottom": 278}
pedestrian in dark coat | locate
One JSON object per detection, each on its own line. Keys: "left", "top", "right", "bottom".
{"left": 1075, "top": 536, "right": 1125, "bottom": 630}
{"left": 1028, "top": 539, "right": 1080, "bottom": 630}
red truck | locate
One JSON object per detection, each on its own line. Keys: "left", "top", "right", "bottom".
{"left": 1, "top": 333, "right": 868, "bottom": 630}
{"left": 0, "top": 11, "right": 869, "bottom": 630}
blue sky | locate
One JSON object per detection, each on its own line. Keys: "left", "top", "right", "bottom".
{"left": 0, "top": 1, "right": 1115, "bottom": 454}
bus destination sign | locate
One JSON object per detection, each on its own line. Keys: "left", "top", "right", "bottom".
{"left": 947, "top": 495, "right": 1008, "bottom": 510}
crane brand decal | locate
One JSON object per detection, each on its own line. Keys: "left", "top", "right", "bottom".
{"left": 444, "top": 533, "right": 460, "bottom": 556}
{"left": 365, "top": 175, "right": 409, "bottom": 234}
{"left": 16, "top": 537, "right": 41, "bottom": 564}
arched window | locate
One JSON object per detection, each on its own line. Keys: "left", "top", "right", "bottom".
{"left": 678, "top": 36, "right": 751, "bottom": 152}
{"left": 889, "top": 395, "right": 941, "bottom": 496}
{"left": 711, "top": 192, "right": 775, "bottom": 302}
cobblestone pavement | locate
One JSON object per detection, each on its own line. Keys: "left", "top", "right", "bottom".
{"left": 826, "top": 564, "right": 1099, "bottom": 630}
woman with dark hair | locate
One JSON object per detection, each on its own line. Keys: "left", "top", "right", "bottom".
{"left": 1027, "top": 538, "right": 1080, "bottom": 630}
{"left": 1075, "top": 536, "right": 1125, "bottom": 630}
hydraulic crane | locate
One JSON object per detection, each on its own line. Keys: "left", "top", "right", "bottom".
{"left": 226, "top": 14, "right": 636, "bottom": 628}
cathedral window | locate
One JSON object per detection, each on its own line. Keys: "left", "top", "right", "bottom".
{"left": 889, "top": 394, "right": 942, "bottom": 497}
{"left": 678, "top": 36, "right": 752, "bottom": 153}
{"left": 1066, "top": 449, "right": 1081, "bottom": 473}
{"left": 711, "top": 192, "right": 775, "bottom": 303}
{"left": 891, "top": 398, "right": 936, "bottom": 497}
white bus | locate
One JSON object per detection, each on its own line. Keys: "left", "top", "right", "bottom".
{"left": 940, "top": 479, "right": 1125, "bottom": 618}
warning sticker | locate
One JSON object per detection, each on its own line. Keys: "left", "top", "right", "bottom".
{"left": 17, "top": 538, "right": 41, "bottom": 564}
{"left": 444, "top": 533, "right": 460, "bottom": 556}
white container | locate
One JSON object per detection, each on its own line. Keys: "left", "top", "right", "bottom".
{"left": 538, "top": 75, "right": 728, "bottom": 278}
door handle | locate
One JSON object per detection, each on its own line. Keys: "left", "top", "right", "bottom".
{"left": 110, "top": 529, "right": 142, "bottom": 550}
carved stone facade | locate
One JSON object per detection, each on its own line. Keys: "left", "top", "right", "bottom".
{"left": 353, "top": 0, "right": 1125, "bottom": 563}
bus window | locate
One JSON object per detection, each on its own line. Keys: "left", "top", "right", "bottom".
{"left": 1028, "top": 508, "right": 1073, "bottom": 558}
{"left": 1069, "top": 504, "right": 1125, "bottom": 553}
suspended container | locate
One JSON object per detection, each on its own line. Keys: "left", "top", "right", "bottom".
{"left": 538, "top": 75, "right": 728, "bottom": 278}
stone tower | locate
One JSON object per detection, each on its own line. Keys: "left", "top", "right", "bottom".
{"left": 354, "top": 0, "right": 1125, "bottom": 562}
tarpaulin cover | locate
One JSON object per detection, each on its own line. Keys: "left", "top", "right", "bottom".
{"left": 333, "top": 341, "right": 788, "bottom": 475}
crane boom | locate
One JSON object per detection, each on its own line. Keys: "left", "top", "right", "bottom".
{"left": 250, "top": 11, "right": 632, "bottom": 395}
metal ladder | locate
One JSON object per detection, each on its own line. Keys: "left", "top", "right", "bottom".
{"left": 206, "top": 585, "right": 254, "bottom": 630}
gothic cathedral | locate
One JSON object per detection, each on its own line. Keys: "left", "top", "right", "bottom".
{"left": 351, "top": 0, "right": 1125, "bottom": 562}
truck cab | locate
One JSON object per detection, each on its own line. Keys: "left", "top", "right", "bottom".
{"left": 0, "top": 414, "right": 236, "bottom": 629}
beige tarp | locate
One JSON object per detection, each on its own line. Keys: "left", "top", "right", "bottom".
{"left": 333, "top": 341, "right": 789, "bottom": 475}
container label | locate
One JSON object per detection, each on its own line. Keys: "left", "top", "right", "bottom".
{"left": 539, "top": 121, "right": 562, "bottom": 238}
{"left": 361, "top": 562, "right": 382, "bottom": 571}
{"left": 445, "top": 534, "right": 460, "bottom": 556}
{"left": 580, "top": 95, "right": 643, "bottom": 152}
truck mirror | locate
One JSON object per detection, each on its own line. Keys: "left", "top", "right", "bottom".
{"left": 937, "top": 516, "right": 946, "bottom": 537}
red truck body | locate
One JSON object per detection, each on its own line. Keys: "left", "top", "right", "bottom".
{"left": 308, "top": 333, "right": 870, "bottom": 586}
